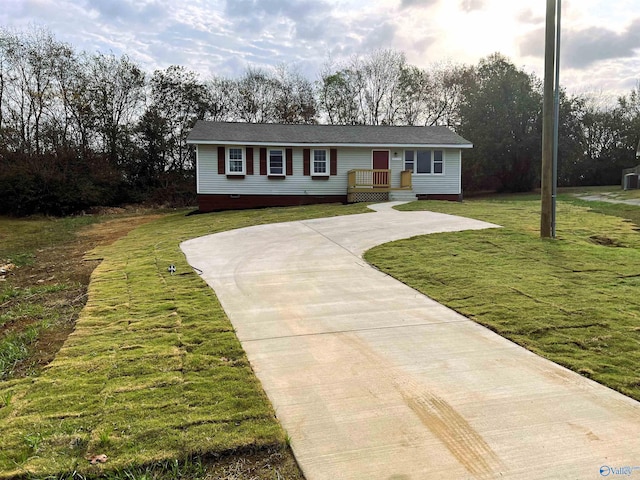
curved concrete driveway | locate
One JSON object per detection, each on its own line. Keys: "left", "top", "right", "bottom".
{"left": 578, "top": 194, "right": 640, "bottom": 207}
{"left": 181, "top": 203, "right": 640, "bottom": 480}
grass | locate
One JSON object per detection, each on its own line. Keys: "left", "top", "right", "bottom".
{"left": 0, "top": 202, "right": 370, "bottom": 479}
{"left": 0, "top": 213, "right": 126, "bottom": 382}
{"left": 0, "top": 324, "right": 40, "bottom": 377}
{"left": 0, "top": 216, "right": 101, "bottom": 267}
{"left": 3, "top": 190, "right": 639, "bottom": 477}
{"left": 0, "top": 282, "right": 83, "bottom": 379}
{"left": 364, "top": 194, "right": 640, "bottom": 401}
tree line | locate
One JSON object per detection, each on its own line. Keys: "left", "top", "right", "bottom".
{"left": 1, "top": 27, "right": 639, "bottom": 215}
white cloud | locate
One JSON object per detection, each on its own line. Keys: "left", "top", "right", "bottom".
{"left": 460, "top": 0, "right": 484, "bottom": 12}
{"left": 400, "top": 0, "right": 438, "bottom": 9}
{"left": 0, "top": 0, "right": 637, "bottom": 95}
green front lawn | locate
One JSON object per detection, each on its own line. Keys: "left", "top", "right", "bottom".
{"left": 365, "top": 195, "right": 640, "bottom": 401}
{"left": 0, "top": 203, "right": 370, "bottom": 478}
{"left": 3, "top": 191, "right": 639, "bottom": 478}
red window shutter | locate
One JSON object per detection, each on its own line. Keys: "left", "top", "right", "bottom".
{"left": 246, "top": 147, "right": 254, "bottom": 175}
{"left": 218, "top": 146, "right": 225, "bottom": 174}
{"left": 260, "top": 148, "right": 267, "bottom": 175}
{"left": 286, "top": 148, "right": 293, "bottom": 176}
{"left": 303, "top": 149, "right": 310, "bottom": 176}
{"left": 330, "top": 148, "right": 338, "bottom": 176}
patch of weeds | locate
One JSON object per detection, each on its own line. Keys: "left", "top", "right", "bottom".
{"left": 73, "top": 457, "right": 207, "bottom": 480}
{"left": 24, "top": 432, "right": 43, "bottom": 454}
{"left": 9, "top": 253, "right": 35, "bottom": 267}
{"left": 0, "top": 331, "right": 31, "bottom": 377}
{"left": 166, "top": 457, "right": 206, "bottom": 478}
{"left": 1, "top": 303, "right": 46, "bottom": 324}
{"left": 0, "top": 285, "right": 21, "bottom": 303}
{"left": 2, "top": 283, "right": 74, "bottom": 302}
{"left": 1, "top": 390, "right": 11, "bottom": 408}
{"left": 97, "top": 428, "right": 113, "bottom": 449}
{"left": 0, "top": 323, "right": 43, "bottom": 378}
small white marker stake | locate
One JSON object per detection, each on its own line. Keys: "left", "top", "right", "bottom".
{"left": 168, "top": 264, "right": 176, "bottom": 275}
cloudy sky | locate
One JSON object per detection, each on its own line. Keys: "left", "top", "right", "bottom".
{"left": 2, "top": 0, "right": 640, "bottom": 96}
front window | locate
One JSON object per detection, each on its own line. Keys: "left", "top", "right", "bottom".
{"left": 405, "top": 149, "right": 444, "bottom": 175}
{"left": 416, "top": 150, "right": 431, "bottom": 174}
{"left": 269, "top": 149, "right": 284, "bottom": 175}
{"left": 228, "top": 148, "right": 244, "bottom": 174}
{"left": 404, "top": 150, "right": 414, "bottom": 172}
{"left": 313, "top": 149, "right": 328, "bottom": 175}
{"left": 434, "top": 150, "right": 443, "bottom": 174}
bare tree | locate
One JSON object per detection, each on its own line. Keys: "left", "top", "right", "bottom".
{"left": 205, "top": 76, "right": 237, "bottom": 122}
{"left": 0, "top": 29, "right": 10, "bottom": 137}
{"left": 234, "top": 67, "right": 278, "bottom": 123}
{"left": 350, "top": 49, "right": 406, "bottom": 125}
{"left": 0, "top": 27, "right": 72, "bottom": 154}
{"left": 147, "top": 65, "right": 208, "bottom": 171}
{"left": 85, "top": 53, "right": 145, "bottom": 164}
{"left": 317, "top": 61, "right": 360, "bottom": 124}
{"left": 423, "top": 62, "right": 472, "bottom": 128}
{"left": 273, "top": 64, "right": 317, "bottom": 124}
{"left": 396, "top": 65, "right": 432, "bottom": 126}
{"left": 318, "top": 50, "right": 406, "bottom": 125}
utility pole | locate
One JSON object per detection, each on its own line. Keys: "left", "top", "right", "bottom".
{"left": 541, "top": 0, "right": 559, "bottom": 238}
{"left": 551, "top": 0, "right": 562, "bottom": 238}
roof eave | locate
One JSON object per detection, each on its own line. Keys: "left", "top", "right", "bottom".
{"left": 187, "top": 139, "right": 473, "bottom": 149}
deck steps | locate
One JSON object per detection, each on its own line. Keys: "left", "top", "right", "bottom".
{"left": 389, "top": 190, "right": 418, "bottom": 202}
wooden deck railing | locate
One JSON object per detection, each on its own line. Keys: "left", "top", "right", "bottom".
{"left": 400, "top": 170, "right": 412, "bottom": 189}
{"left": 347, "top": 169, "right": 413, "bottom": 193}
{"left": 347, "top": 169, "right": 391, "bottom": 192}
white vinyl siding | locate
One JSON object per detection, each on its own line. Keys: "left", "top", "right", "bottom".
{"left": 196, "top": 145, "right": 216, "bottom": 194}
{"left": 390, "top": 151, "right": 405, "bottom": 188}
{"left": 196, "top": 145, "right": 461, "bottom": 196}
{"left": 411, "top": 150, "right": 461, "bottom": 195}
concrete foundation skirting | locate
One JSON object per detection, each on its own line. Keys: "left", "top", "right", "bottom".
{"left": 416, "top": 193, "right": 463, "bottom": 202}
{"left": 197, "top": 194, "right": 347, "bottom": 212}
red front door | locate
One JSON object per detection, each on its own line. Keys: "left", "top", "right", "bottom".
{"left": 372, "top": 150, "right": 390, "bottom": 187}
{"left": 372, "top": 150, "right": 389, "bottom": 170}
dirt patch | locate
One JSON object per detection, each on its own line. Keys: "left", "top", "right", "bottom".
{"left": 1, "top": 213, "right": 164, "bottom": 378}
{"left": 589, "top": 235, "right": 626, "bottom": 247}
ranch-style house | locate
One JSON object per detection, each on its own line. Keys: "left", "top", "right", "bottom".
{"left": 186, "top": 121, "right": 473, "bottom": 212}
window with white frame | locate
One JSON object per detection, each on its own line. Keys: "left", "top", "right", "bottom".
{"left": 433, "top": 150, "right": 443, "bottom": 174}
{"left": 404, "top": 149, "right": 444, "bottom": 174}
{"left": 312, "top": 149, "right": 328, "bottom": 175}
{"left": 404, "top": 150, "right": 414, "bottom": 172}
{"left": 417, "top": 150, "right": 431, "bottom": 174}
{"left": 268, "top": 149, "right": 284, "bottom": 175}
{"left": 227, "top": 147, "right": 244, "bottom": 174}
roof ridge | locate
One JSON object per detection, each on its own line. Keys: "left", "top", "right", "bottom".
{"left": 187, "top": 120, "right": 472, "bottom": 147}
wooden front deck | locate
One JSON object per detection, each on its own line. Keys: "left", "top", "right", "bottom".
{"left": 347, "top": 169, "right": 413, "bottom": 193}
{"left": 347, "top": 169, "right": 413, "bottom": 203}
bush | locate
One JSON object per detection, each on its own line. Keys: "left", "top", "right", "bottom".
{"left": 0, "top": 149, "right": 127, "bottom": 216}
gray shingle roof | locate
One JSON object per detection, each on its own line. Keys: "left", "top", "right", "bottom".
{"left": 187, "top": 121, "right": 472, "bottom": 147}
